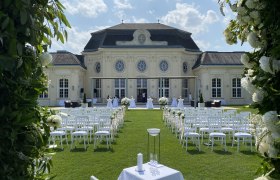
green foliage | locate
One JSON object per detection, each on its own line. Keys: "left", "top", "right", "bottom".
{"left": 83, "top": 93, "right": 87, "bottom": 103}
{"left": 199, "top": 93, "right": 204, "bottom": 103}
{"left": 0, "top": 0, "right": 70, "bottom": 179}
{"left": 219, "top": 0, "right": 280, "bottom": 178}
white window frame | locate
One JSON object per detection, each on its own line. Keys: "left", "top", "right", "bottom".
{"left": 115, "top": 79, "right": 126, "bottom": 98}
{"left": 59, "top": 78, "right": 69, "bottom": 98}
{"left": 232, "top": 77, "right": 242, "bottom": 98}
{"left": 211, "top": 78, "right": 222, "bottom": 98}
{"left": 158, "top": 78, "right": 169, "bottom": 98}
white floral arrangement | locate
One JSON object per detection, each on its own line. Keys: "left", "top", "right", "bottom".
{"left": 121, "top": 97, "right": 130, "bottom": 106}
{"left": 181, "top": 114, "right": 185, "bottom": 119}
{"left": 158, "top": 97, "right": 169, "bottom": 105}
{"left": 220, "top": 0, "right": 280, "bottom": 178}
{"left": 46, "top": 115, "right": 62, "bottom": 128}
{"left": 177, "top": 111, "right": 182, "bottom": 116}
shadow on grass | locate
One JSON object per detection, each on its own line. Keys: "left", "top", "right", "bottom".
{"left": 70, "top": 147, "right": 88, "bottom": 152}
{"left": 239, "top": 151, "right": 257, "bottom": 155}
{"left": 212, "top": 150, "right": 232, "bottom": 155}
{"left": 187, "top": 149, "right": 206, "bottom": 155}
{"left": 93, "top": 147, "right": 115, "bottom": 153}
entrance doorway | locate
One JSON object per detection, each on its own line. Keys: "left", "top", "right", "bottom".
{"left": 137, "top": 89, "right": 147, "bottom": 102}
{"left": 137, "top": 79, "right": 147, "bottom": 102}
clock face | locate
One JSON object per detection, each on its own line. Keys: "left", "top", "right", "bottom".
{"left": 138, "top": 34, "right": 146, "bottom": 44}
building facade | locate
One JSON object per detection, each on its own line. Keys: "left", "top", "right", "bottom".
{"left": 38, "top": 23, "right": 252, "bottom": 106}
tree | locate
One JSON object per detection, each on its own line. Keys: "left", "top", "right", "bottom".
{"left": 219, "top": 0, "right": 280, "bottom": 179}
{"left": 0, "top": 0, "right": 70, "bottom": 179}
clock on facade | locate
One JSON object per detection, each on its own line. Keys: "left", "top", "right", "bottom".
{"left": 138, "top": 34, "right": 146, "bottom": 44}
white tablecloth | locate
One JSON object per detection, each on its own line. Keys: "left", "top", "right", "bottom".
{"left": 129, "top": 99, "right": 136, "bottom": 108}
{"left": 113, "top": 98, "right": 119, "bottom": 107}
{"left": 177, "top": 99, "right": 184, "bottom": 108}
{"left": 146, "top": 98, "right": 154, "bottom": 109}
{"left": 171, "top": 98, "right": 177, "bottom": 107}
{"left": 107, "top": 99, "right": 113, "bottom": 108}
{"left": 118, "top": 163, "right": 184, "bottom": 180}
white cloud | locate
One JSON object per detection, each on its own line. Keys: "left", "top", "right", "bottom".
{"left": 49, "top": 26, "right": 109, "bottom": 54}
{"left": 62, "top": 0, "right": 107, "bottom": 18}
{"left": 114, "top": 0, "right": 133, "bottom": 10}
{"left": 132, "top": 17, "right": 148, "bottom": 23}
{"left": 161, "top": 3, "right": 219, "bottom": 35}
{"left": 193, "top": 39, "right": 210, "bottom": 51}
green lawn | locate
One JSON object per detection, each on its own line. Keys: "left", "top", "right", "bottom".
{"left": 50, "top": 109, "right": 262, "bottom": 180}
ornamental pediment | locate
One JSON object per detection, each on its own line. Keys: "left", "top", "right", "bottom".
{"left": 116, "top": 29, "right": 168, "bottom": 46}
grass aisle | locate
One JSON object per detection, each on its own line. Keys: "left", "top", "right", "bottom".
{"left": 51, "top": 109, "right": 261, "bottom": 180}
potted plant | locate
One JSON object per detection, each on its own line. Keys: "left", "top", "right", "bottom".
{"left": 82, "top": 93, "right": 88, "bottom": 108}
{"left": 198, "top": 93, "right": 205, "bottom": 108}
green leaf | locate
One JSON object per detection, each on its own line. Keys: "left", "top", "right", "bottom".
{"left": 1, "top": 16, "right": 9, "bottom": 30}
{"left": 20, "top": 9, "right": 28, "bottom": 25}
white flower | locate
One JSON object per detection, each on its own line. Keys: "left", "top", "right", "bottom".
{"left": 158, "top": 97, "right": 168, "bottom": 105}
{"left": 121, "top": 97, "right": 130, "bottom": 106}
{"left": 247, "top": 32, "right": 261, "bottom": 48}
{"left": 258, "top": 142, "right": 269, "bottom": 156}
{"left": 262, "top": 111, "right": 279, "bottom": 132}
{"left": 245, "top": 0, "right": 256, "bottom": 9}
{"left": 248, "top": 69, "right": 254, "bottom": 76}
{"left": 272, "top": 60, "right": 280, "bottom": 73}
{"left": 241, "top": 76, "right": 256, "bottom": 94}
{"left": 259, "top": 56, "right": 274, "bottom": 74}
{"left": 242, "top": 15, "right": 251, "bottom": 23}
{"left": 252, "top": 89, "right": 265, "bottom": 103}
{"left": 47, "top": 115, "right": 62, "bottom": 128}
{"left": 268, "top": 144, "right": 279, "bottom": 158}
{"left": 230, "top": 3, "right": 237, "bottom": 12}
{"left": 39, "top": 52, "right": 53, "bottom": 66}
{"left": 241, "top": 54, "right": 253, "bottom": 68}
{"left": 237, "top": 6, "right": 246, "bottom": 15}
{"left": 249, "top": 11, "right": 260, "bottom": 19}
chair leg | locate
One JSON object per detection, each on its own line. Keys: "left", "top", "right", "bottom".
{"left": 71, "top": 135, "right": 73, "bottom": 150}
{"left": 224, "top": 137, "right": 227, "bottom": 152}
{"left": 185, "top": 137, "right": 188, "bottom": 151}
{"left": 198, "top": 137, "right": 201, "bottom": 151}
{"left": 211, "top": 137, "right": 214, "bottom": 151}
{"left": 84, "top": 135, "right": 86, "bottom": 150}
{"left": 60, "top": 136, "right": 63, "bottom": 149}
{"left": 237, "top": 137, "right": 240, "bottom": 152}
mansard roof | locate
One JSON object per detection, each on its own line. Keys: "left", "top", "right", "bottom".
{"left": 51, "top": 50, "right": 86, "bottom": 69}
{"left": 83, "top": 23, "right": 200, "bottom": 52}
{"left": 192, "top": 51, "right": 244, "bottom": 69}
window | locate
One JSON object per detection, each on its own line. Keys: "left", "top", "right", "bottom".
{"left": 137, "top": 60, "right": 147, "bottom": 72}
{"left": 212, "top": 78, "right": 221, "bottom": 98}
{"left": 137, "top": 79, "right": 147, "bottom": 88}
{"left": 159, "top": 60, "right": 168, "bottom": 72}
{"left": 95, "top": 79, "right": 101, "bottom": 98}
{"left": 182, "top": 79, "right": 188, "bottom": 98}
{"left": 115, "top": 60, "right": 125, "bottom": 72}
{"left": 232, "top": 78, "right": 241, "bottom": 98}
{"left": 183, "top": 62, "right": 188, "bottom": 73}
{"left": 39, "top": 90, "right": 48, "bottom": 98}
{"left": 115, "top": 79, "right": 126, "bottom": 98}
{"left": 59, "top": 78, "right": 69, "bottom": 98}
{"left": 158, "top": 78, "right": 169, "bottom": 97}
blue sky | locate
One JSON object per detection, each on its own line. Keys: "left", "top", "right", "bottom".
{"left": 49, "top": 0, "right": 252, "bottom": 54}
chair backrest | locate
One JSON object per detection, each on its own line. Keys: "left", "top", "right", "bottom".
{"left": 74, "top": 116, "right": 90, "bottom": 130}
{"left": 208, "top": 116, "right": 222, "bottom": 132}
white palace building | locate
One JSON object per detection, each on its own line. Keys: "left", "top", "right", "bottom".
{"left": 39, "top": 23, "right": 252, "bottom": 106}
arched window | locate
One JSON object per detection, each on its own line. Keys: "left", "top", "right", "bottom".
{"left": 59, "top": 78, "right": 69, "bottom": 98}
{"left": 232, "top": 78, "right": 241, "bottom": 98}
{"left": 212, "top": 78, "right": 221, "bottom": 98}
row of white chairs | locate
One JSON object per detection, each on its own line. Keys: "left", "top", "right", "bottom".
{"left": 163, "top": 107, "right": 253, "bottom": 152}
{"left": 48, "top": 107, "right": 125, "bottom": 150}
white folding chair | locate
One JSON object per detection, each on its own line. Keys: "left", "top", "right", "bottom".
{"left": 70, "top": 116, "right": 90, "bottom": 150}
